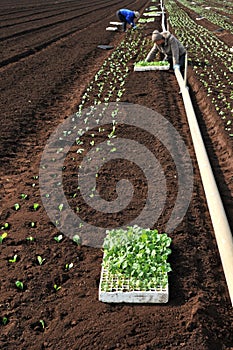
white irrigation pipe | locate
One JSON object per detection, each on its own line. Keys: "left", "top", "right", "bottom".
{"left": 160, "top": 0, "right": 167, "bottom": 32}
{"left": 174, "top": 68, "right": 233, "bottom": 306}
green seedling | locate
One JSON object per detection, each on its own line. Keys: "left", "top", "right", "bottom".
{"left": 15, "top": 280, "right": 24, "bottom": 290}
{"left": 65, "top": 262, "right": 73, "bottom": 271}
{"left": 26, "top": 236, "right": 35, "bottom": 242}
{"left": 30, "top": 222, "right": 36, "bottom": 228}
{"left": 102, "top": 226, "right": 172, "bottom": 290}
{"left": 53, "top": 284, "right": 61, "bottom": 292}
{"left": 20, "top": 193, "right": 28, "bottom": 199}
{"left": 0, "top": 232, "right": 7, "bottom": 244}
{"left": 39, "top": 319, "right": 45, "bottom": 329}
{"left": 1, "top": 222, "right": 9, "bottom": 230}
{"left": 9, "top": 254, "right": 18, "bottom": 263}
{"left": 54, "top": 234, "right": 63, "bottom": 243}
{"left": 37, "top": 256, "right": 45, "bottom": 265}
{"left": 58, "top": 203, "right": 63, "bottom": 212}
{"left": 73, "top": 234, "right": 81, "bottom": 245}
{"left": 1, "top": 317, "right": 8, "bottom": 325}
{"left": 14, "top": 203, "right": 20, "bottom": 211}
{"left": 33, "top": 203, "right": 40, "bottom": 211}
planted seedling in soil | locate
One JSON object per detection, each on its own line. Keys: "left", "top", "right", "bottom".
{"left": 15, "top": 280, "right": 24, "bottom": 291}
{"left": 54, "top": 234, "right": 63, "bottom": 242}
{"left": 54, "top": 284, "right": 61, "bottom": 292}
{"left": 20, "top": 193, "right": 28, "bottom": 200}
{"left": 64, "top": 262, "right": 74, "bottom": 271}
{"left": 26, "top": 236, "right": 35, "bottom": 242}
{"left": 0, "top": 232, "right": 7, "bottom": 244}
{"left": 37, "top": 255, "right": 45, "bottom": 265}
{"left": 31, "top": 319, "right": 46, "bottom": 332}
{"left": 33, "top": 203, "right": 40, "bottom": 211}
{"left": 8, "top": 254, "right": 18, "bottom": 263}
{"left": 14, "top": 203, "right": 20, "bottom": 211}
{"left": 73, "top": 234, "right": 81, "bottom": 245}
{"left": 39, "top": 319, "right": 45, "bottom": 330}
{"left": 1, "top": 316, "right": 9, "bottom": 326}
{"left": 1, "top": 222, "right": 10, "bottom": 230}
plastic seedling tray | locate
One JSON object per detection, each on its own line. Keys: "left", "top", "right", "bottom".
{"left": 109, "top": 21, "right": 122, "bottom": 26}
{"left": 99, "top": 226, "right": 171, "bottom": 304}
{"left": 138, "top": 18, "right": 155, "bottom": 23}
{"left": 106, "top": 26, "right": 118, "bottom": 31}
{"left": 144, "top": 11, "right": 163, "bottom": 16}
{"left": 97, "top": 45, "right": 114, "bottom": 50}
{"left": 134, "top": 61, "right": 170, "bottom": 71}
{"left": 99, "top": 261, "right": 169, "bottom": 303}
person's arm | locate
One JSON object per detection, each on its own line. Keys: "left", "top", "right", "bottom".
{"left": 145, "top": 44, "right": 158, "bottom": 62}
{"left": 125, "top": 12, "right": 136, "bottom": 27}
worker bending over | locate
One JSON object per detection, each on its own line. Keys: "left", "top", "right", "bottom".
{"left": 145, "top": 30, "right": 186, "bottom": 70}
{"left": 116, "top": 9, "right": 140, "bottom": 32}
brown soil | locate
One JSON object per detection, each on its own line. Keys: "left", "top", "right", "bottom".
{"left": 0, "top": 1, "right": 233, "bottom": 350}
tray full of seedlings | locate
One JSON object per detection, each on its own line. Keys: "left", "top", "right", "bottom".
{"left": 99, "top": 226, "right": 172, "bottom": 303}
{"left": 134, "top": 61, "right": 170, "bottom": 71}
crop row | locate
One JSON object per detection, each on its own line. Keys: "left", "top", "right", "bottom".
{"left": 165, "top": 0, "right": 233, "bottom": 137}
{"left": 176, "top": 0, "right": 233, "bottom": 32}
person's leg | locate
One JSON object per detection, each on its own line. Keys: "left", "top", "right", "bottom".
{"left": 122, "top": 21, "right": 127, "bottom": 32}
{"left": 179, "top": 53, "right": 186, "bottom": 70}
{"left": 116, "top": 11, "right": 127, "bottom": 31}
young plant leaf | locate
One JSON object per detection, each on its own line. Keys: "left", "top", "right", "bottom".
{"left": 15, "top": 280, "right": 24, "bottom": 290}
{"left": 0, "top": 232, "right": 7, "bottom": 244}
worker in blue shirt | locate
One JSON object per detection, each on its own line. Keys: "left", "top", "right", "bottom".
{"left": 116, "top": 9, "right": 140, "bottom": 32}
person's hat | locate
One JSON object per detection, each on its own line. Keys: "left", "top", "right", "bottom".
{"left": 152, "top": 30, "right": 163, "bottom": 42}
{"left": 134, "top": 11, "right": 140, "bottom": 18}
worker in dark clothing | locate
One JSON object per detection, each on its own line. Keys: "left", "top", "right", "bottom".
{"left": 116, "top": 9, "right": 140, "bottom": 32}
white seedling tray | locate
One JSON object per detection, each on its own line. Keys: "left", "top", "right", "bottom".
{"left": 106, "top": 26, "right": 118, "bottom": 31}
{"left": 109, "top": 22, "right": 122, "bottom": 26}
{"left": 134, "top": 64, "right": 170, "bottom": 71}
{"left": 99, "top": 266, "right": 169, "bottom": 303}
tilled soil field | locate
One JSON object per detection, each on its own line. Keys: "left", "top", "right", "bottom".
{"left": 0, "top": 1, "right": 233, "bottom": 349}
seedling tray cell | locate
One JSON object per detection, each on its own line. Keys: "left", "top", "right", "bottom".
{"left": 99, "top": 265, "right": 169, "bottom": 303}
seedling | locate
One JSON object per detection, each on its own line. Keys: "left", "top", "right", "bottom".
{"left": 53, "top": 284, "right": 61, "bottom": 292}
{"left": 26, "top": 236, "right": 35, "bottom": 242}
{"left": 58, "top": 203, "right": 64, "bottom": 212}
{"left": 15, "top": 280, "right": 24, "bottom": 290}
{"left": 1, "top": 317, "right": 8, "bottom": 325}
{"left": 39, "top": 319, "right": 45, "bottom": 329}
{"left": 54, "top": 234, "right": 63, "bottom": 243}
{"left": 30, "top": 222, "right": 36, "bottom": 228}
{"left": 14, "top": 203, "right": 20, "bottom": 211}
{"left": 0, "top": 232, "right": 7, "bottom": 244}
{"left": 1, "top": 222, "right": 9, "bottom": 230}
{"left": 33, "top": 203, "right": 40, "bottom": 211}
{"left": 9, "top": 254, "right": 18, "bottom": 263}
{"left": 20, "top": 193, "right": 28, "bottom": 199}
{"left": 37, "top": 256, "right": 45, "bottom": 265}
{"left": 73, "top": 234, "right": 81, "bottom": 245}
{"left": 65, "top": 262, "right": 73, "bottom": 271}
